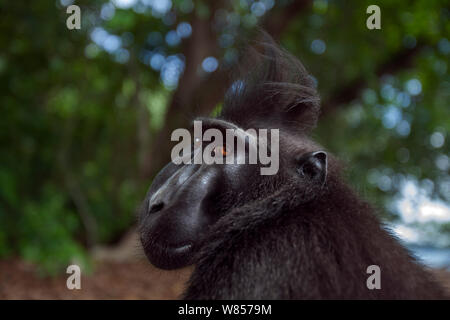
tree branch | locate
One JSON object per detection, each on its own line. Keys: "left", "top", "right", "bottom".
{"left": 321, "top": 44, "right": 424, "bottom": 116}
{"left": 263, "top": 0, "right": 313, "bottom": 36}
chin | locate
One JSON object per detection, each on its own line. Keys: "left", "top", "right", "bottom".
{"left": 141, "top": 237, "right": 194, "bottom": 270}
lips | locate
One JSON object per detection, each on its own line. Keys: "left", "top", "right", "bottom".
{"left": 171, "top": 243, "right": 193, "bottom": 253}
{"left": 141, "top": 236, "right": 194, "bottom": 270}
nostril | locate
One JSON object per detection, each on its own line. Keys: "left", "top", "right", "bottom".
{"left": 148, "top": 202, "right": 164, "bottom": 215}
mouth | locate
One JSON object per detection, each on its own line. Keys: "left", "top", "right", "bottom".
{"left": 166, "top": 243, "right": 193, "bottom": 258}
{"left": 141, "top": 237, "right": 195, "bottom": 270}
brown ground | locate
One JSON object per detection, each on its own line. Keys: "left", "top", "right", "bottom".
{"left": 0, "top": 230, "right": 193, "bottom": 300}
{"left": 0, "top": 258, "right": 192, "bottom": 300}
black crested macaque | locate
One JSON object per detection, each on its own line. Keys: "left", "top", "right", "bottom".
{"left": 138, "top": 38, "right": 447, "bottom": 299}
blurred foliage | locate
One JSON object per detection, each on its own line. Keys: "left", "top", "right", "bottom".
{"left": 0, "top": 0, "right": 448, "bottom": 274}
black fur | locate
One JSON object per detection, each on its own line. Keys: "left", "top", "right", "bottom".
{"left": 140, "top": 36, "right": 447, "bottom": 300}
{"left": 184, "top": 174, "right": 446, "bottom": 299}
{"left": 220, "top": 40, "right": 320, "bottom": 133}
{"left": 185, "top": 39, "right": 446, "bottom": 299}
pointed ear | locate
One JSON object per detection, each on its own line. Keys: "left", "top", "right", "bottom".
{"left": 297, "top": 151, "right": 327, "bottom": 185}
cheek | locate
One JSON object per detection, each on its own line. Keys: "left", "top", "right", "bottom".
{"left": 221, "top": 163, "right": 276, "bottom": 201}
{"left": 224, "top": 163, "right": 259, "bottom": 184}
